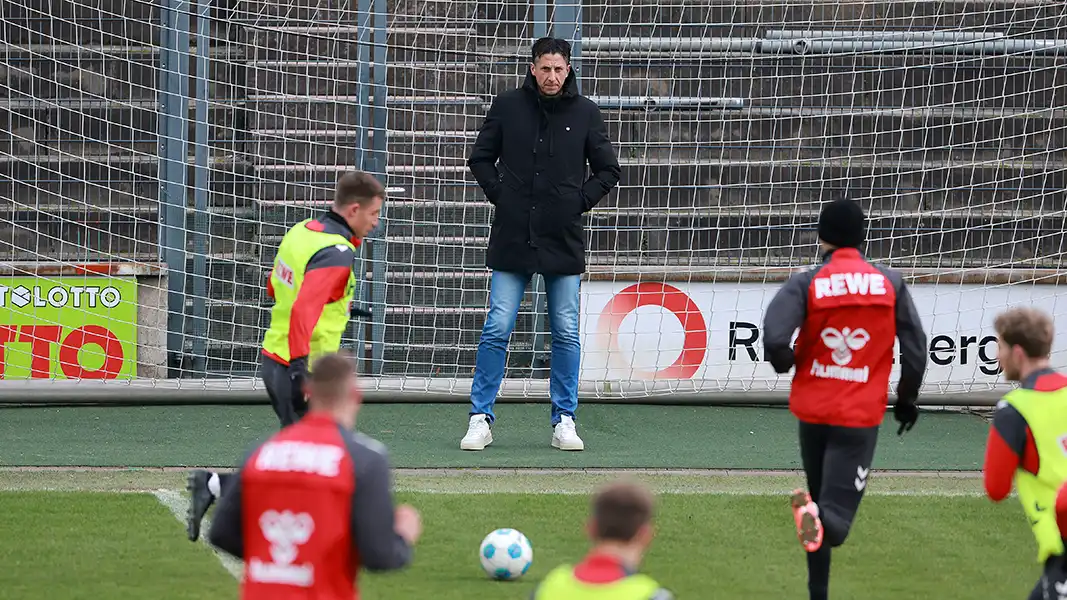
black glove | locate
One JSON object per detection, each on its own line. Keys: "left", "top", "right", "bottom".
{"left": 893, "top": 399, "right": 919, "bottom": 436}
{"left": 289, "top": 356, "right": 309, "bottom": 406}
{"left": 351, "top": 306, "right": 372, "bottom": 319}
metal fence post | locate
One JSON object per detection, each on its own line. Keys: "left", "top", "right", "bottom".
{"left": 553, "top": 0, "right": 582, "bottom": 92}
{"left": 366, "top": 0, "right": 389, "bottom": 377}
{"left": 342, "top": 0, "right": 367, "bottom": 371}
{"left": 157, "top": 0, "right": 192, "bottom": 376}
{"left": 533, "top": 0, "right": 548, "bottom": 39}
{"left": 527, "top": 0, "right": 582, "bottom": 377}
{"left": 190, "top": 0, "right": 213, "bottom": 375}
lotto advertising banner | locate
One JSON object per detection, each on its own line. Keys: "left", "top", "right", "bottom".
{"left": 0, "top": 277, "right": 138, "bottom": 380}
{"left": 579, "top": 280, "right": 1067, "bottom": 392}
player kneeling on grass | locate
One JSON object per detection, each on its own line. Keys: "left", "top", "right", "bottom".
{"left": 983, "top": 307, "right": 1067, "bottom": 600}
{"left": 530, "top": 480, "right": 673, "bottom": 600}
{"left": 206, "top": 351, "right": 422, "bottom": 599}
{"left": 762, "top": 199, "right": 929, "bottom": 600}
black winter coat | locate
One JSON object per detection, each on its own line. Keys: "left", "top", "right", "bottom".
{"left": 467, "top": 69, "right": 621, "bottom": 275}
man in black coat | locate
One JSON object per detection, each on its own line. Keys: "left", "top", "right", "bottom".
{"left": 461, "top": 37, "right": 621, "bottom": 452}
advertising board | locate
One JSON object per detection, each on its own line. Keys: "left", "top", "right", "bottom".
{"left": 580, "top": 280, "right": 1067, "bottom": 393}
{"left": 0, "top": 277, "right": 138, "bottom": 380}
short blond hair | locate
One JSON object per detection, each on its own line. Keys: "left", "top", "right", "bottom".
{"left": 994, "top": 307, "right": 1054, "bottom": 359}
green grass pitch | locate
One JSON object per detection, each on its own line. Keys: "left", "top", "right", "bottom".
{"left": 0, "top": 470, "right": 1042, "bottom": 599}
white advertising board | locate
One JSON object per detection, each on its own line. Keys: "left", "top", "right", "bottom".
{"left": 578, "top": 280, "right": 1067, "bottom": 394}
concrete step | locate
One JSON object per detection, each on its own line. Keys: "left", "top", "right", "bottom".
{"left": 383, "top": 270, "right": 494, "bottom": 308}
{"left": 0, "top": 159, "right": 253, "bottom": 210}
{"left": 248, "top": 164, "right": 1059, "bottom": 213}
{"left": 483, "top": 55, "right": 1067, "bottom": 110}
{"left": 581, "top": 0, "right": 1067, "bottom": 38}
{"left": 383, "top": 282, "right": 546, "bottom": 313}
{"left": 182, "top": 258, "right": 267, "bottom": 303}
{"left": 248, "top": 60, "right": 485, "bottom": 96}
{"left": 379, "top": 345, "right": 530, "bottom": 378}
{"left": 380, "top": 211, "right": 1067, "bottom": 271}
{"left": 472, "top": 0, "right": 1067, "bottom": 42}
{"left": 0, "top": 45, "right": 244, "bottom": 101}
{"left": 387, "top": 28, "right": 481, "bottom": 63}
{"left": 248, "top": 95, "right": 485, "bottom": 132}
{"left": 2, "top": 0, "right": 243, "bottom": 45}
{"left": 181, "top": 301, "right": 265, "bottom": 349}
{"left": 243, "top": 25, "right": 475, "bottom": 62}
{"left": 385, "top": 158, "right": 1067, "bottom": 210}
{"left": 381, "top": 307, "right": 510, "bottom": 350}
{"left": 247, "top": 106, "right": 1067, "bottom": 157}
{"left": 184, "top": 344, "right": 262, "bottom": 376}
{"left": 388, "top": 61, "right": 486, "bottom": 96}
{"left": 0, "top": 105, "right": 239, "bottom": 157}
{"left": 363, "top": 196, "right": 1067, "bottom": 237}
{"left": 248, "top": 135, "right": 478, "bottom": 166}
{"left": 380, "top": 324, "right": 539, "bottom": 374}
{"left": 603, "top": 110, "right": 1067, "bottom": 160}
{"left": 238, "top": 0, "right": 476, "bottom": 24}
{"left": 0, "top": 210, "right": 258, "bottom": 262}
{"left": 251, "top": 159, "right": 1067, "bottom": 215}
{"left": 1, "top": 0, "right": 156, "bottom": 46}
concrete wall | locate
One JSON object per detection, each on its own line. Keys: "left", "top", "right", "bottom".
{"left": 137, "top": 275, "right": 168, "bottom": 379}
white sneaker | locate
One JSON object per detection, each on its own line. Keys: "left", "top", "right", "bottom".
{"left": 460, "top": 414, "right": 493, "bottom": 451}
{"left": 552, "top": 415, "right": 584, "bottom": 451}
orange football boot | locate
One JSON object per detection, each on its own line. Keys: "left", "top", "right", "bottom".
{"left": 790, "top": 488, "right": 824, "bottom": 552}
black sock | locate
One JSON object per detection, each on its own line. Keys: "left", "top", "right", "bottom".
{"left": 806, "top": 546, "right": 831, "bottom": 600}
{"left": 218, "top": 473, "right": 234, "bottom": 498}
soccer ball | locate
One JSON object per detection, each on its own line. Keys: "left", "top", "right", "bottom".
{"left": 478, "top": 528, "right": 533, "bottom": 581}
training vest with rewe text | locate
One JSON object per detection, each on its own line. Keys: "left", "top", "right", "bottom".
{"left": 260, "top": 219, "right": 357, "bottom": 364}
{"left": 240, "top": 418, "right": 358, "bottom": 600}
{"left": 790, "top": 248, "right": 898, "bottom": 428}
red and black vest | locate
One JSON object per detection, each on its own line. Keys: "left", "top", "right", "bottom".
{"left": 240, "top": 414, "right": 359, "bottom": 599}
{"left": 791, "top": 248, "right": 898, "bottom": 428}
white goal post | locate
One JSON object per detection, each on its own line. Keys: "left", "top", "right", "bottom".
{"left": 0, "top": 0, "right": 1065, "bottom": 407}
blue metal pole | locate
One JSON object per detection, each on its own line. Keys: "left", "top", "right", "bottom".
{"left": 355, "top": 0, "right": 370, "bottom": 174}
{"left": 528, "top": 0, "right": 564, "bottom": 376}
{"left": 190, "top": 0, "right": 212, "bottom": 375}
{"left": 553, "top": 0, "right": 582, "bottom": 93}
{"left": 347, "top": 0, "right": 372, "bottom": 371}
{"left": 157, "top": 0, "right": 191, "bottom": 376}
{"left": 367, "top": 0, "right": 389, "bottom": 377}
{"left": 533, "top": 0, "right": 548, "bottom": 39}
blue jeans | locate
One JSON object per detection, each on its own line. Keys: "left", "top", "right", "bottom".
{"left": 469, "top": 270, "right": 581, "bottom": 426}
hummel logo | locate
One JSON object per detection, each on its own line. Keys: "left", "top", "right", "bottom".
{"left": 1055, "top": 579, "right": 1067, "bottom": 600}
{"left": 854, "top": 466, "right": 870, "bottom": 492}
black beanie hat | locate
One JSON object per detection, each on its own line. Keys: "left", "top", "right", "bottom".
{"left": 817, "top": 199, "right": 866, "bottom": 248}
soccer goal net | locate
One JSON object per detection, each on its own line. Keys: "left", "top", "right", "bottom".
{"left": 1, "top": 0, "right": 1064, "bottom": 405}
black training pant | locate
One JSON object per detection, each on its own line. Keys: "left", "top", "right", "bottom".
{"left": 798, "top": 420, "right": 880, "bottom": 548}
{"left": 1030, "top": 555, "right": 1067, "bottom": 600}
{"left": 262, "top": 354, "right": 306, "bottom": 428}
{"left": 214, "top": 356, "right": 302, "bottom": 499}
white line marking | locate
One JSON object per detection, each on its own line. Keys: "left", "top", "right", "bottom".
{"left": 392, "top": 486, "right": 989, "bottom": 497}
{"left": 151, "top": 489, "right": 243, "bottom": 581}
